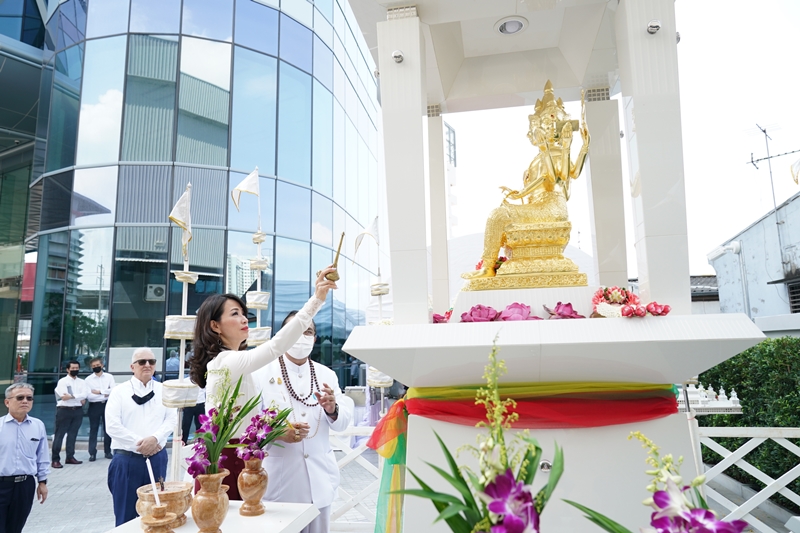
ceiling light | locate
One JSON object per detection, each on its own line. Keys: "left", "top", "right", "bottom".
{"left": 495, "top": 16, "right": 528, "bottom": 36}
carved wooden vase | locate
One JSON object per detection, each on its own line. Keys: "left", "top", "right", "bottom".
{"left": 191, "top": 469, "right": 230, "bottom": 533}
{"left": 238, "top": 457, "right": 268, "bottom": 516}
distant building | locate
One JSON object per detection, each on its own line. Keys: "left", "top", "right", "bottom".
{"left": 708, "top": 190, "right": 800, "bottom": 337}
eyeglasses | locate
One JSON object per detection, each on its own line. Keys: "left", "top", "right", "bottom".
{"left": 303, "top": 328, "right": 316, "bottom": 337}
{"left": 134, "top": 359, "right": 157, "bottom": 366}
{"left": 14, "top": 395, "right": 34, "bottom": 402}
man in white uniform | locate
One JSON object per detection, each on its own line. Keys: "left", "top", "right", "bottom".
{"left": 52, "top": 360, "right": 88, "bottom": 468}
{"left": 254, "top": 312, "right": 354, "bottom": 533}
{"left": 105, "top": 348, "right": 177, "bottom": 526}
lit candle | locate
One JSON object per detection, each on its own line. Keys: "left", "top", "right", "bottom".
{"left": 145, "top": 458, "right": 161, "bottom": 507}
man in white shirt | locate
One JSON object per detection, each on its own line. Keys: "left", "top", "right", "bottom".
{"left": 84, "top": 357, "right": 115, "bottom": 461}
{"left": 52, "top": 360, "right": 88, "bottom": 468}
{"left": 105, "top": 348, "right": 177, "bottom": 526}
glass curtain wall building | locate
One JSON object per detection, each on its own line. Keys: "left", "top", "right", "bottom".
{"left": 7, "top": 0, "right": 381, "bottom": 432}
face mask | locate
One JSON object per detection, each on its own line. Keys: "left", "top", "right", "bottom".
{"left": 69, "top": 370, "right": 79, "bottom": 377}
{"left": 92, "top": 367, "right": 102, "bottom": 374}
{"left": 287, "top": 335, "right": 314, "bottom": 360}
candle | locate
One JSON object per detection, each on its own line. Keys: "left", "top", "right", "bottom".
{"left": 145, "top": 458, "right": 161, "bottom": 507}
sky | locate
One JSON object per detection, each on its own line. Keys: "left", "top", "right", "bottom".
{"left": 443, "top": 0, "right": 800, "bottom": 277}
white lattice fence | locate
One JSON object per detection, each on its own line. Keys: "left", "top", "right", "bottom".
{"left": 698, "top": 427, "right": 800, "bottom": 533}
{"left": 330, "top": 426, "right": 378, "bottom": 532}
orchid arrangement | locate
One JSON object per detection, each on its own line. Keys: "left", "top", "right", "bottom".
{"left": 235, "top": 401, "right": 293, "bottom": 461}
{"left": 186, "top": 375, "right": 261, "bottom": 477}
{"left": 564, "top": 432, "right": 747, "bottom": 533}
{"left": 395, "top": 341, "right": 564, "bottom": 533}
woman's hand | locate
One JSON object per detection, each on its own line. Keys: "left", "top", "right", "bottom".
{"left": 314, "top": 266, "right": 338, "bottom": 301}
{"left": 278, "top": 422, "right": 310, "bottom": 443}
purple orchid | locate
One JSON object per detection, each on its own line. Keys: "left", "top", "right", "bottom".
{"left": 687, "top": 509, "right": 748, "bottom": 533}
{"left": 642, "top": 479, "right": 748, "bottom": 533}
{"left": 479, "top": 469, "right": 539, "bottom": 533}
{"left": 186, "top": 441, "right": 211, "bottom": 476}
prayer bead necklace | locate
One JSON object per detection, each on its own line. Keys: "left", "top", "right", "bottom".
{"left": 278, "top": 355, "right": 321, "bottom": 406}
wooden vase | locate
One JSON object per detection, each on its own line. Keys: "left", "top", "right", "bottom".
{"left": 136, "top": 481, "right": 192, "bottom": 528}
{"left": 191, "top": 469, "right": 230, "bottom": 533}
{"left": 237, "top": 457, "right": 268, "bottom": 516}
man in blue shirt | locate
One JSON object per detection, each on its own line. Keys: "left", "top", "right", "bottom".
{"left": 0, "top": 383, "right": 49, "bottom": 533}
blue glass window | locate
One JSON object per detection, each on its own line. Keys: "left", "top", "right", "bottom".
{"left": 130, "top": 0, "right": 181, "bottom": 33}
{"left": 176, "top": 38, "right": 231, "bottom": 166}
{"left": 315, "top": 0, "right": 333, "bottom": 24}
{"left": 332, "top": 101, "right": 345, "bottom": 205}
{"left": 277, "top": 62, "right": 311, "bottom": 185}
{"left": 279, "top": 14, "right": 312, "bottom": 73}
{"left": 311, "top": 192, "right": 332, "bottom": 247}
{"left": 30, "top": 231, "right": 69, "bottom": 373}
{"left": 116, "top": 166, "right": 171, "bottom": 223}
{"left": 227, "top": 231, "right": 274, "bottom": 325}
{"left": 310, "top": 243, "right": 332, "bottom": 365}
{"left": 72, "top": 167, "right": 117, "bottom": 227}
{"left": 234, "top": 0, "right": 278, "bottom": 56}
{"left": 86, "top": 0, "right": 129, "bottom": 38}
{"left": 57, "top": 0, "right": 86, "bottom": 50}
{"left": 173, "top": 167, "right": 227, "bottom": 227}
{"left": 230, "top": 46, "right": 277, "bottom": 176}
{"left": 76, "top": 36, "right": 127, "bottom": 166}
{"left": 228, "top": 172, "right": 275, "bottom": 234}
{"left": 275, "top": 181, "right": 310, "bottom": 241}
{"left": 182, "top": 0, "right": 233, "bottom": 42}
{"left": 170, "top": 228, "right": 225, "bottom": 275}
{"left": 0, "top": 0, "right": 23, "bottom": 40}
{"left": 313, "top": 36, "right": 333, "bottom": 91}
{"left": 46, "top": 44, "right": 83, "bottom": 172}
{"left": 312, "top": 80, "right": 333, "bottom": 197}
{"left": 41, "top": 172, "right": 73, "bottom": 231}
{"left": 345, "top": 117, "right": 357, "bottom": 215}
{"left": 121, "top": 35, "right": 178, "bottom": 162}
{"left": 274, "top": 237, "right": 310, "bottom": 329}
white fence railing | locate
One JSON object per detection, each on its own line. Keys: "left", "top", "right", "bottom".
{"left": 698, "top": 427, "right": 800, "bottom": 533}
{"left": 330, "top": 426, "right": 378, "bottom": 532}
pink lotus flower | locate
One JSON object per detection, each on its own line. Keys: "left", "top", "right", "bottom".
{"left": 499, "top": 303, "right": 532, "bottom": 321}
{"left": 461, "top": 304, "right": 499, "bottom": 322}
{"left": 433, "top": 313, "right": 448, "bottom": 323}
{"left": 543, "top": 302, "right": 585, "bottom": 319}
{"left": 646, "top": 302, "right": 671, "bottom": 316}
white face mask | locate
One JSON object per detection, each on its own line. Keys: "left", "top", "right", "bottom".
{"left": 287, "top": 335, "right": 314, "bottom": 360}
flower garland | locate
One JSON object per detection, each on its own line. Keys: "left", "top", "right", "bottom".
{"left": 592, "top": 286, "right": 670, "bottom": 318}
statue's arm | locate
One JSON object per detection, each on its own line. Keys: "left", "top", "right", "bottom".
{"left": 506, "top": 160, "right": 545, "bottom": 200}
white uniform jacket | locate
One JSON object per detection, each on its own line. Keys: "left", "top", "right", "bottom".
{"left": 254, "top": 358, "right": 354, "bottom": 509}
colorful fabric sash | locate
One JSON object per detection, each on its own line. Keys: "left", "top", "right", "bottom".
{"left": 405, "top": 381, "right": 678, "bottom": 429}
{"left": 367, "top": 382, "right": 678, "bottom": 533}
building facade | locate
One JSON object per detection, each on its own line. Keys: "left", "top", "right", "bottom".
{"left": 1, "top": 0, "right": 381, "bottom": 431}
{"left": 708, "top": 190, "right": 800, "bottom": 337}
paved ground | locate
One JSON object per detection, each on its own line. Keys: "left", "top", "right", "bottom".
{"left": 25, "top": 440, "right": 379, "bottom": 533}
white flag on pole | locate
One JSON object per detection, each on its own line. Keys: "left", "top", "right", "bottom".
{"left": 353, "top": 216, "right": 379, "bottom": 257}
{"left": 791, "top": 158, "right": 800, "bottom": 185}
{"left": 169, "top": 182, "right": 192, "bottom": 259}
{"left": 231, "top": 167, "right": 260, "bottom": 211}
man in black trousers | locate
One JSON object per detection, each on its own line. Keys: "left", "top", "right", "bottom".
{"left": 52, "top": 360, "right": 88, "bottom": 468}
{"left": 0, "top": 383, "right": 49, "bottom": 533}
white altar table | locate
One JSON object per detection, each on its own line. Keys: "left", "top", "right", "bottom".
{"left": 104, "top": 500, "right": 319, "bottom": 533}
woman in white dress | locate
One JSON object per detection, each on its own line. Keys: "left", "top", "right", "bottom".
{"left": 188, "top": 267, "right": 337, "bottom": 498}
{"left": 255, "top": 312, "right": 354, "bottom": 533}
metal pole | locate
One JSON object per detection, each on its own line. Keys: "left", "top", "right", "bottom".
{"left": 756, "top": 124, "right": 787, "bottom": 272}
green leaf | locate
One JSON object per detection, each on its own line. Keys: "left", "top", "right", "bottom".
{"left": 693, "top": 487, "right": 709, "bottom": 510}
{"left": 432, "top": 432, "right": 481, "bottom": 521}
{"left": 519, "top": 438, "right": 542, "bottom": 485}
{"left": 391, "top": 489, "right": 464, "bottom": 505}
{"left": 407, "top": 469, "right": 473, "bottom": 533}
{"left": 541, "top": 443, "right": 564, "bottom": 506}
{"left": 433, "top": 503, "right": 472, "bottom": 523}
{"left": 422, "top": 462, "right": 481, "bottom": 524}
{"left": 562, "top": 499, "right": 634, "bottom": 533}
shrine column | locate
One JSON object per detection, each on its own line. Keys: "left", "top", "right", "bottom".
{"left": 615, "top": 0, "right": 692, "bottom": 314}
{"left": 427, "top": 106, "right": 451, "bottom": 314}
{"left": 585, "top": 98, "right": 628, "bottom": 288}
{"left": 377, "top": 12, "right": 430, "bottom": 324}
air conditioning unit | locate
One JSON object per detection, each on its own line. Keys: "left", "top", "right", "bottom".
{"left": 145, "top": 284, "right": 166, "bottom": 302}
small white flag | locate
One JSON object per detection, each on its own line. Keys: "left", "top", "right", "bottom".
{"left": 353, "top": 216, "right": 379, "bottom": 257}
{"left": 231, "top": 167, "right": 260, "bottom": 211}
{"left": 169, "top": 183, "right": 192, "bottom": 260}
{"left": 792, "top": 158, "right": 800, "bottom": 185}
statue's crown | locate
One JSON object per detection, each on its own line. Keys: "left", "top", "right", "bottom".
{"left": 530, "top": 80, "right": 565, "bottom": 121}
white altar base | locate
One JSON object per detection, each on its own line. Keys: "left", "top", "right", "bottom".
{"left": 406, "top": 413, "right": 694, "bottom": 533}
{"left": 343, "top": 312, "right": 765, "bottom": 531}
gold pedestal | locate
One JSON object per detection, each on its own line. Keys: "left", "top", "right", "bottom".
{"left": 464, "top": 221, "right": 588, "bottom": 291}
